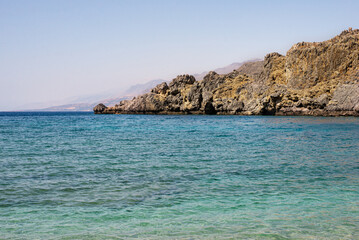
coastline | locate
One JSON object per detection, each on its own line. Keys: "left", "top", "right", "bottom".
{"left": 94, "top": 29, "right": 359, "bottom": 117}
{"left": 94, "top": 109, "right": 359, "bottom": 117}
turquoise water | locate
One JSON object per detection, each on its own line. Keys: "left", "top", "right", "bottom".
{"left": 0, "top": 112, "right": 358, "bottom": 239}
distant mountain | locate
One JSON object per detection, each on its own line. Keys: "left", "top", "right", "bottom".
{"left": 193, "top": 59, "right": 261, "bottom": 81}
{"left": 120, "top": 79, "right": 167, "bottom": 97}
{"left": 39, "top": 60, "right": 261, "bottom": 111}
{"left": 95, "top": 29, "right": 359, "bottom": 117}
{"left": 40, "top": 79, "right": 166, "bottom": 111}
{"left": 40, "top": 103, "right": 100, "bottom": 112}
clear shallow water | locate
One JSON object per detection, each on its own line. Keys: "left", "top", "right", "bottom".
{"left": 0, "top": 112, "right": 358, "bottom": 240}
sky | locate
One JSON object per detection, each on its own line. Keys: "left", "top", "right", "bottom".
{"left": 1, "top": 0, "right": 359, "bottom": 110}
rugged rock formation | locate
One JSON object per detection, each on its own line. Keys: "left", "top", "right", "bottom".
{"left": 94, "top": 29, "right": 359, "bottom": 116}
{"left": 93, "top": 103, "right": 107, "bottom": 113}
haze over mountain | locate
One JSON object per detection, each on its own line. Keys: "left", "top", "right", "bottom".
{"left": 37, "top": 79, "right": 165, "bottom": 112}
{"left": 1, "top": 1, "right": 359, "bottom": 112}
{"left": 193, "top": 59, "right": 260, "bottom": 81}
{"left": 95, "top": 29, "right": 359, "bottom": 117}
{"left": 36, "top": 61, "right": 259, "bottom": 111}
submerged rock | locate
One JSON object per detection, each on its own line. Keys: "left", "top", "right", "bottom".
{"left": 95, "top": 29, "right": 359, "bottom": 116}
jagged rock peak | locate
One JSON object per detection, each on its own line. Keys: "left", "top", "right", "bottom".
{"left": 151, "top": 82, "right": 169, "bottom": 94}
{"left": 265, "top": 52, "right": 283, "bottom": 59}
{"left": 289, "top": 28, "right": 359, "bottom": 52}
{"left": 94, "top": 29, "right": 359, "bottom": 116}
{"left": 169, "top": 74, "right": 196, "bottom": 88}
{"left": 203, "top": 71, "right": 219, "bottom": 81}
{"left": 339, "top": 27, "right": 359, "bottom": 37}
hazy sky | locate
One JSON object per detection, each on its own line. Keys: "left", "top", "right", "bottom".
{"left": 1, "top": 0, "right": 359, "bottom": 110}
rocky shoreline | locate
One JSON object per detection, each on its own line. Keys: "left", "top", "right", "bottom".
{"left": 94, "top": 29, "right": 359, "bottom": 116}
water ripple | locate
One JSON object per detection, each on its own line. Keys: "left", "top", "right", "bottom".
{"left": 0, "top": 112, "right": 358, "bottom": 239}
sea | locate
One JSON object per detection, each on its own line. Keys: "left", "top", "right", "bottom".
{"left": 0, "top": 112, "right": 358, "bottom": 239}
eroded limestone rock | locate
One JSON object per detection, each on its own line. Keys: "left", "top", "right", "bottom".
{"left": 95, "top": 29, "right": 359, "bottom": 116}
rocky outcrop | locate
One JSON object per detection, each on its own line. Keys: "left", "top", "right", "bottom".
{"left": 94, "top": 29, "right": 359, "bottom": 116}
{"left": 93, "top": 103, "right": 107, "bottom": 113}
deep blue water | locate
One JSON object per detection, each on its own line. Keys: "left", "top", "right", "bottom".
{"left": 0, "top": 112, "right": 358, "bottom": 239}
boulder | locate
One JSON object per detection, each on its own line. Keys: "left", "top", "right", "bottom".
{"left": 93, "top": 103, "right": 107, "bottom": 114}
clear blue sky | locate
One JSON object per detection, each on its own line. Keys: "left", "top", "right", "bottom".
{"left": 1, "top": 0, "right": 358, "bottom": 110}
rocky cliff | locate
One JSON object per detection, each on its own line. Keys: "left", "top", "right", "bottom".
{"left": 94, "top": 29, "right": 359, "bottom": 116}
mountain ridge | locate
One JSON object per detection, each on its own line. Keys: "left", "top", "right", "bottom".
{"left": 94, "top": 29, "right": 359, "bottom": 116}
{"left": 37, "top": 62, "right": 258, "bottom": 111}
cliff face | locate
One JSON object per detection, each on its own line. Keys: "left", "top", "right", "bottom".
{"left": 95, "top": 29, "right": 359, "bottom": 116}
